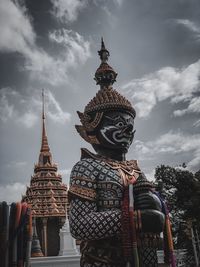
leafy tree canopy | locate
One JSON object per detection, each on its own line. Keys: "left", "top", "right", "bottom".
{"left": 154, "top": 164, "right": 200, "bottom": 250}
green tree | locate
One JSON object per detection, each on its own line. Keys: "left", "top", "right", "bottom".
{"left": 154, "top": 165, "right": 200, "bottom": 251}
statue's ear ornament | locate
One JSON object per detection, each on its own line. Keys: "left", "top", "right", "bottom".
{"left": 75, "top": 125, "right": 100, "bottom": 144}
{"left": 76, "top": 111, "right": 103, "bottom": 144}
{"left": 77, "top": 111, "right": 103, "bottom": 132}
{"left": 77, "top": 111, "right": 85, "bottom": 122}
{"left": 77, "top": 111, "right": 93, "bottom": 131}
{"left": 87, "top": 135, "right": 100, "bottom": 144}
{"left": 90, "top": 112, "right": 104, "bottom": 129}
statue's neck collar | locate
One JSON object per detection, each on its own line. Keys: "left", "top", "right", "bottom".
{"left": 80, "top": 148, "right": 141, "bottom": 173}
{"left": 81, "top": 148, "right": 125, "bottom": 162}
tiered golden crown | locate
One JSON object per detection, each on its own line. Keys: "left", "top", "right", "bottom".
{"left": 84, "top": 87, "right": 135, "bottom": 115}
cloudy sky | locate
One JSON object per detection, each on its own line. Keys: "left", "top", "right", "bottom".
{"left": 0, "top": 0, "right": 200, "bottom": 203}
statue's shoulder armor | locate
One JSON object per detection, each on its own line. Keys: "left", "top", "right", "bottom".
{"left": 68, "top": 150, "right": 104, "bottom": 202}
{"left": 70, "top": 158, "right": 99, "bottom": 181}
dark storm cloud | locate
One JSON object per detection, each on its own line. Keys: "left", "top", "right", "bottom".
{"left": 0, "top": 0, "right": 91, "bottom": 91}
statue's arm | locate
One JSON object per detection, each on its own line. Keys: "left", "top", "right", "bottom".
{"left": 69, "top": 198, "right": 121, "bottom": 240}
{"left": 69, "top": 194, "right": 165, "bottom": 241}
{"left": 68, "top": 160, "right": 121, "bottom": 241}
{"left": 68, "top": 161, "right": 165, "bottom": 240}
{"left": 69, "top": 195, "right": 165, "bottom": 241}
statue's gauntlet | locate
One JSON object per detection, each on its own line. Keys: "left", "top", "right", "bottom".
{"left": 134, "top": 192, "right": 165, "bottom": 233}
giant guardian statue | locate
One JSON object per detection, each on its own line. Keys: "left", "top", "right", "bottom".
{"left": 68, "top": 39, "right": 175, "bottom": 267}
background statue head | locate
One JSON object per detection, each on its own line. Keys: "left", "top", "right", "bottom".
{"left": 75, "top": 39, "right": 136, "bottom": 157}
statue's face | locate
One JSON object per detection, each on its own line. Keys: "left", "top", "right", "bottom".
{"left": 96, "top": 111, "right": 135, "bottom": 152}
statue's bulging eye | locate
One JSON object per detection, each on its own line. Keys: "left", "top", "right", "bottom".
{"left": 116, "top": 122, "right": 124, "bottom": 127}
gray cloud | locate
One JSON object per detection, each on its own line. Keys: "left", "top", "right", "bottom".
{"left": 45, "top": 91, "right": 71, "bottom": 124}
{"left": 174, "top": 96, "right": 200, "bottom": 117}
{"left": 50, "top": 0, "right": 125, "bottom": 28}
{"left": 122, "top": 59, "right": 200, "bottom": 118}
{"left": 174, "top": 19, "right": 200, "bottom": 42}
{"left": 49, "top": 29, "right": 91, "bottom": 69}
{"left": 193, "top": 119, "right": 200, "bottom": 128}
{"left": 0, "top": 0, "right": 35, "bottom": 53}
{"left": 0, "top": 0, "right": 91, "bottom": 86}
{"left": 50, "top": 0, "right": 87, "bottom": 23}
{"left": 0, "top": 88, "right": 15, "bottom": 122}
{"left": 135, "top": 131, "right": 200, "bottom": 171}
{"left": 0, "top": 182, "right": 26, "bottom": 204}
{"left": 0, "top": 87, "right": 71, "bottom": 128}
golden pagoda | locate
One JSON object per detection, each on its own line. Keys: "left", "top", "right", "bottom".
{"left": 23, "top": 91, "right": 68, "bottom": 256}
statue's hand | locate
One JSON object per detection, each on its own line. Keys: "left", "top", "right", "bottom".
{"left": 139, "top": 209, "right": 165, "bottom": 233}
{"left": 134, "top": 192, "right": 165, "bottom": 233}
{"left": 134, "top": 192, "right": 162, "bottom": 211}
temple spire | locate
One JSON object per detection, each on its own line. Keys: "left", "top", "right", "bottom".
{"left": 40, "top": 90, "right": 50, "bottom": 153}
{"left": 23, "top": 89, "right": 68, "bottom": 257}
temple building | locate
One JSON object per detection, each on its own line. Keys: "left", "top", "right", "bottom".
{"left": 22, "top": 92, "right": 68, "bottom": 256}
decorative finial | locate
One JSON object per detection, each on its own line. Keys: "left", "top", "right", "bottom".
{"left": 95, "top": 38, "right": 117, "bottom": 88}
{"left": 101, "top": 37, "right": 105, "bottom": 49}
{"left": 42, "top": 89, "right": 45, "bottom": 120}
{"left": 40, "top": 89, "right": 50, "bottom": 153}
{"left": 98, "top": 37, "right": 110, "bottom": 63}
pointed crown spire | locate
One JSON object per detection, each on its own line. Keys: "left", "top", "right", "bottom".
{"left": 98, "top": 37, "right": 110, "bottom": 63}
{"left": 94, "top": 38, "right": 117, "bottom": 88}
{"left": 40, "top": 89, "right": 50, "bottom": 153}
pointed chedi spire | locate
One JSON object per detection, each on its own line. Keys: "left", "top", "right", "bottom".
{"left": 23, "top": 89, "right": 68, "bottom": 256}
{"left": 40, "top": 89, "right": 50, "bottom": 153}
{"left": 38, "top": 90, "right": 52, "bottom": 166}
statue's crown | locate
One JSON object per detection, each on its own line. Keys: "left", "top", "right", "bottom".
{"left": 84, "top": 87, "right": 135, "bottom": 115}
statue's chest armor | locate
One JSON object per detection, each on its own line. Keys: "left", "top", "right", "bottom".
{"left": 94, "top": 160, "right": 124, "bottom": 211}
{"left": 72, "top": 153, "right": 140, "bottom": 210}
